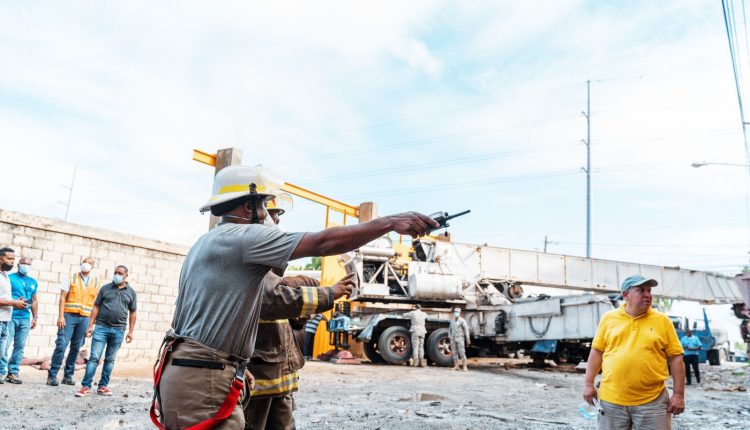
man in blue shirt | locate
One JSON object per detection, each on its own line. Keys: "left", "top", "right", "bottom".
{"left": 0, "top": 257, "right": 38, "bottom": 384}
{"left": 680, "top": 329, "right": 702, "bottom": 385}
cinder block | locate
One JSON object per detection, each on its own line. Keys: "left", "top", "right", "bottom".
{"left": 45, "top": 231, "right": 66, "bottom": 242}
{"left": 0, "top": 232, "right": 13, "bottom": 244}
{"left": 33, "top": 238, "right": 55, "bottom": 251}
{"left": 20, "top": 247, "right": 43, "bottom": 260}
{"left": 38, "top": 271, "right": 60, "bottom": 283}
{"left": 31, "top": 260, "right": 51, "bottom": 272}
{"left": 156, "top": 304, "right": 172, "bottom": 314}
{"left": 72, "top": 245, "right": 91, "bottom": 257}
{"left": 42, "top": 250, "right": 62, "bottom": 263}
{"left": 53, "top": 242, "right": 73, "bottom": 253}
{"left": 61, "top": 253, "right": 80, "bottom": 265}
{"left": 51, "top": 262, "right": 69, "bottom": 274}
{"left": 138, "top": 321, "right": 155, "bottom": 331}
{"left": 151, "top": 295, "right": 165, "bottom": 304}
{"left": 12, "top": 235, "right": 33, "bottom": 247}
{"left": 22, "top": 346, "right": 40, "bottom": 359}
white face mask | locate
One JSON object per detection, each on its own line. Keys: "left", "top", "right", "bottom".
{"left": 262, "top": 216, "right": 278, "bottom": 229}
{"left": 113, "top": 274, "right": 125, "bottom": 285}
{"left": 81, "top": 262, "right": 92, "bottom": 273}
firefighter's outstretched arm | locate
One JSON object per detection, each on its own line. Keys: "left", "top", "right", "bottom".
{"left": 290, "top": 212, "right": 438, "bottom": 259}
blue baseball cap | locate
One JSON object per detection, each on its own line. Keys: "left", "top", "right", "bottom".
{"left": 620, "top": 275, "right": 658, "bottom": 292}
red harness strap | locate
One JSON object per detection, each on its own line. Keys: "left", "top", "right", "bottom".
{"left": 149, "top": 337, "right": 246, "bottom": 430}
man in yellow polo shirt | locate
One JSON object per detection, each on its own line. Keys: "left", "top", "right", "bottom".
{"left": 583, "top": 275, "right": 685, "bottom": 429}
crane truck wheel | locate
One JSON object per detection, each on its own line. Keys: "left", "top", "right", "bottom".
{"left": 426, "top": 328, "right": 454, "bottom": 367}
{"left": 378, "top": 326, "right": 412, "bottom": 365}
{"left": 363, "top": 340, "right": 386, "bottom": 364}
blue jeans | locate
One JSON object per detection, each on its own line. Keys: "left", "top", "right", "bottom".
{"left": 48, "top": 313, "right": 89, "bottom": 379}
{"left": 0, "top": 322, "right": 9, "bottom": 375}
{"left": 0, "top": 318, "right": 31, "bottom": 375}
{"left": 81, "top": 325, "right": 125, "bottom": 388}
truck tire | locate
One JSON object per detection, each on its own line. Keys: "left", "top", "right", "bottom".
{"left": 378, "top": 326, "right": 411, "bottom": 365}
{"left": 707, "top": 349, "right": 721, "bottom": 366}
{"left": 364, "top": 340, "right": 386, "bottom": 364}
{"left": 426, "top": 328, "right": 454, "bottom": 367}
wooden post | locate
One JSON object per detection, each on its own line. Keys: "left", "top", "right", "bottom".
{"left": 208, "top": 148, "right": 243, "bottom": 230}
{"left": 358, "top": 202, "right": 378, "bottom": 223}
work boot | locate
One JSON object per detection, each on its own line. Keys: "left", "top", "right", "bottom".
{"left": 411, "top": 359, "right": 418, "bottom": 367}
{"left": 61, "top": 376, "right": 75, "bottom": 386}
{"left": 5, "top": 374, "right": 22, "bottom": 384}
{"left": 463, "top": 364, "right": 468, "bottom": 372}
{"left": 420, "top": 359, "right": 427, "bottom": 368}
{"left": 46, "top": 376, "right": 59, "bottom": 386}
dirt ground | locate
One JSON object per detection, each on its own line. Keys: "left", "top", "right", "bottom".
{"left": 0, "top": 358, "right": 747, "bottom": 429}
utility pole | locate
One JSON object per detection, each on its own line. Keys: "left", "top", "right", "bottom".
{"left": 209, "top": 148, "right": 244, "bottom": 230}
{"left": 581, "top": 80, "right": 592, "bottom": 258}
{"left": 59, "top": 166, "right": 77, "bottom": 221}
{"left": 544, "top": 235, "right": 549, "bottom": 253}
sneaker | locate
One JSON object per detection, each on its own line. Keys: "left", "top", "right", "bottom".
{"left": 0, "top": 375, "right": 4, "bottom": 384}
{"left": 61, "top": 376, "right": 75, "bottom": 386}
{"left": 75, "top": 386, "right": 91, "bottom": 397}
{"left": 97, "top": 386, "right": 112, "bottom": 396}
{"left": 46, "top": 376, "right": 59, "bottom": 386}
{"left": 5, "top": 374, "right": 22, "bottom": 384}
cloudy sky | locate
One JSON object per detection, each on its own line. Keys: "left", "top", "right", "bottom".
{"left": 1, "top": 0, "right": 749, "bottom": 284}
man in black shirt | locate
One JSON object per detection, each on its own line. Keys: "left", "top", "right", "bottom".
{"left": 75, "top": 265, "right": 137, "bottom": 397}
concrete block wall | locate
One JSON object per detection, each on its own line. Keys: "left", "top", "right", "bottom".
{"left": 0, "top": 209, "right": 189, "bottom": 362}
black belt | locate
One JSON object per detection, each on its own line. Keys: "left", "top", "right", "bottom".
{"left": 171, "top": 358, "right": 225, "bottom": 370}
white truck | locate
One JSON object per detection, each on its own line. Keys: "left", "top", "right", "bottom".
{"left": 343, "top": 235, "right": 743, "bottom": 366}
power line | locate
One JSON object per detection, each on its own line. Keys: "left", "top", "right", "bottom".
{"left": 276, "top": 82, "right": 584, "bottom": 146}
{"left": 299, "top": 141, "right": 580, "bottom": 184}
{"left": 338, "top": 168, "right": 581, "bottom": 200}
{"left": 275, "top": 111, "right": 582, "bottom": 166}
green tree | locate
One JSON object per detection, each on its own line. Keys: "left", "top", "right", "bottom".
{"left": 304, "top": 256, "right": 322, "bottom": 270}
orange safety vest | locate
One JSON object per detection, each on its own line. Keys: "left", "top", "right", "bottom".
{"left": 63, "top": 273, "right": 101, "bottom": 317}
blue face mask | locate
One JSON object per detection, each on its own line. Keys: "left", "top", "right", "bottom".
{"left": 18, "top": 265, "right": 30, "bottom": 275}
{"left": 113, "top": 274, "right": 125, "bottom": 285}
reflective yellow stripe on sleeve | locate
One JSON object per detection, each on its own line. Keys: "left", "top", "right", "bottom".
{"left": 299, "top": 287, "right": 318, "bottom": 317}
{"left": 250, "top": 371, "right": 300, "bottom": 397}
{"left": 258, "top": 319, "right": 287, "bottom": 324}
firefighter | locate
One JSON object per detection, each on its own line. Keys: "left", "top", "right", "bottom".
{"left": 243, "top": 193, "right": 342, "bottom": 430}
{"left": 449, "top": 308, "right": 471, "bottom": 371}
{"left": 151, "top": 164, "right": 438, "bottom": 429}
{"left": 403, "top": 304, "right": 428, "bottom": 367}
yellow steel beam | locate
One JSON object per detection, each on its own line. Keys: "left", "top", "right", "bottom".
{"left": 193, "top": 148, "right": 359, "bottom": 218}
{"left": 193, "top": 149, "right": 217, "bottom": 166}
{"left": 281, "top": 182, "right": 359, "bottom": 218}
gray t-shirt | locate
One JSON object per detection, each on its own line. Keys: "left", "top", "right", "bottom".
{"left": 171, "top": 223, "right": 304, "bottom": 358}
{"left": 94, "top": 282, "right": 137, "bottom": 328}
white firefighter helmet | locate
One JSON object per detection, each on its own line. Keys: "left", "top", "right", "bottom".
{"left": 266, "top": 192, "right": 293, "bottom": 216}
{"left": 199, "top": 165, "right": 280, "bottom": 214}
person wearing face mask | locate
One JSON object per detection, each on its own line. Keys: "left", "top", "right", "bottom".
{"left": 151, "top": 165, "right": 437, "bottom": 429}
{"left": 0, "top": 257, "right": 38, "bottom": 384}
{"left": 76, "top": 265, "right": 136, "bottom": 397}
{"left": 449, "top": 308, "right": 471, "bottom": 371}
{"left": 0, "top": 248, "right": 30, "bottom": 386}
{"left": 48, "top": 256, "right": 102, "bottom": 387}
